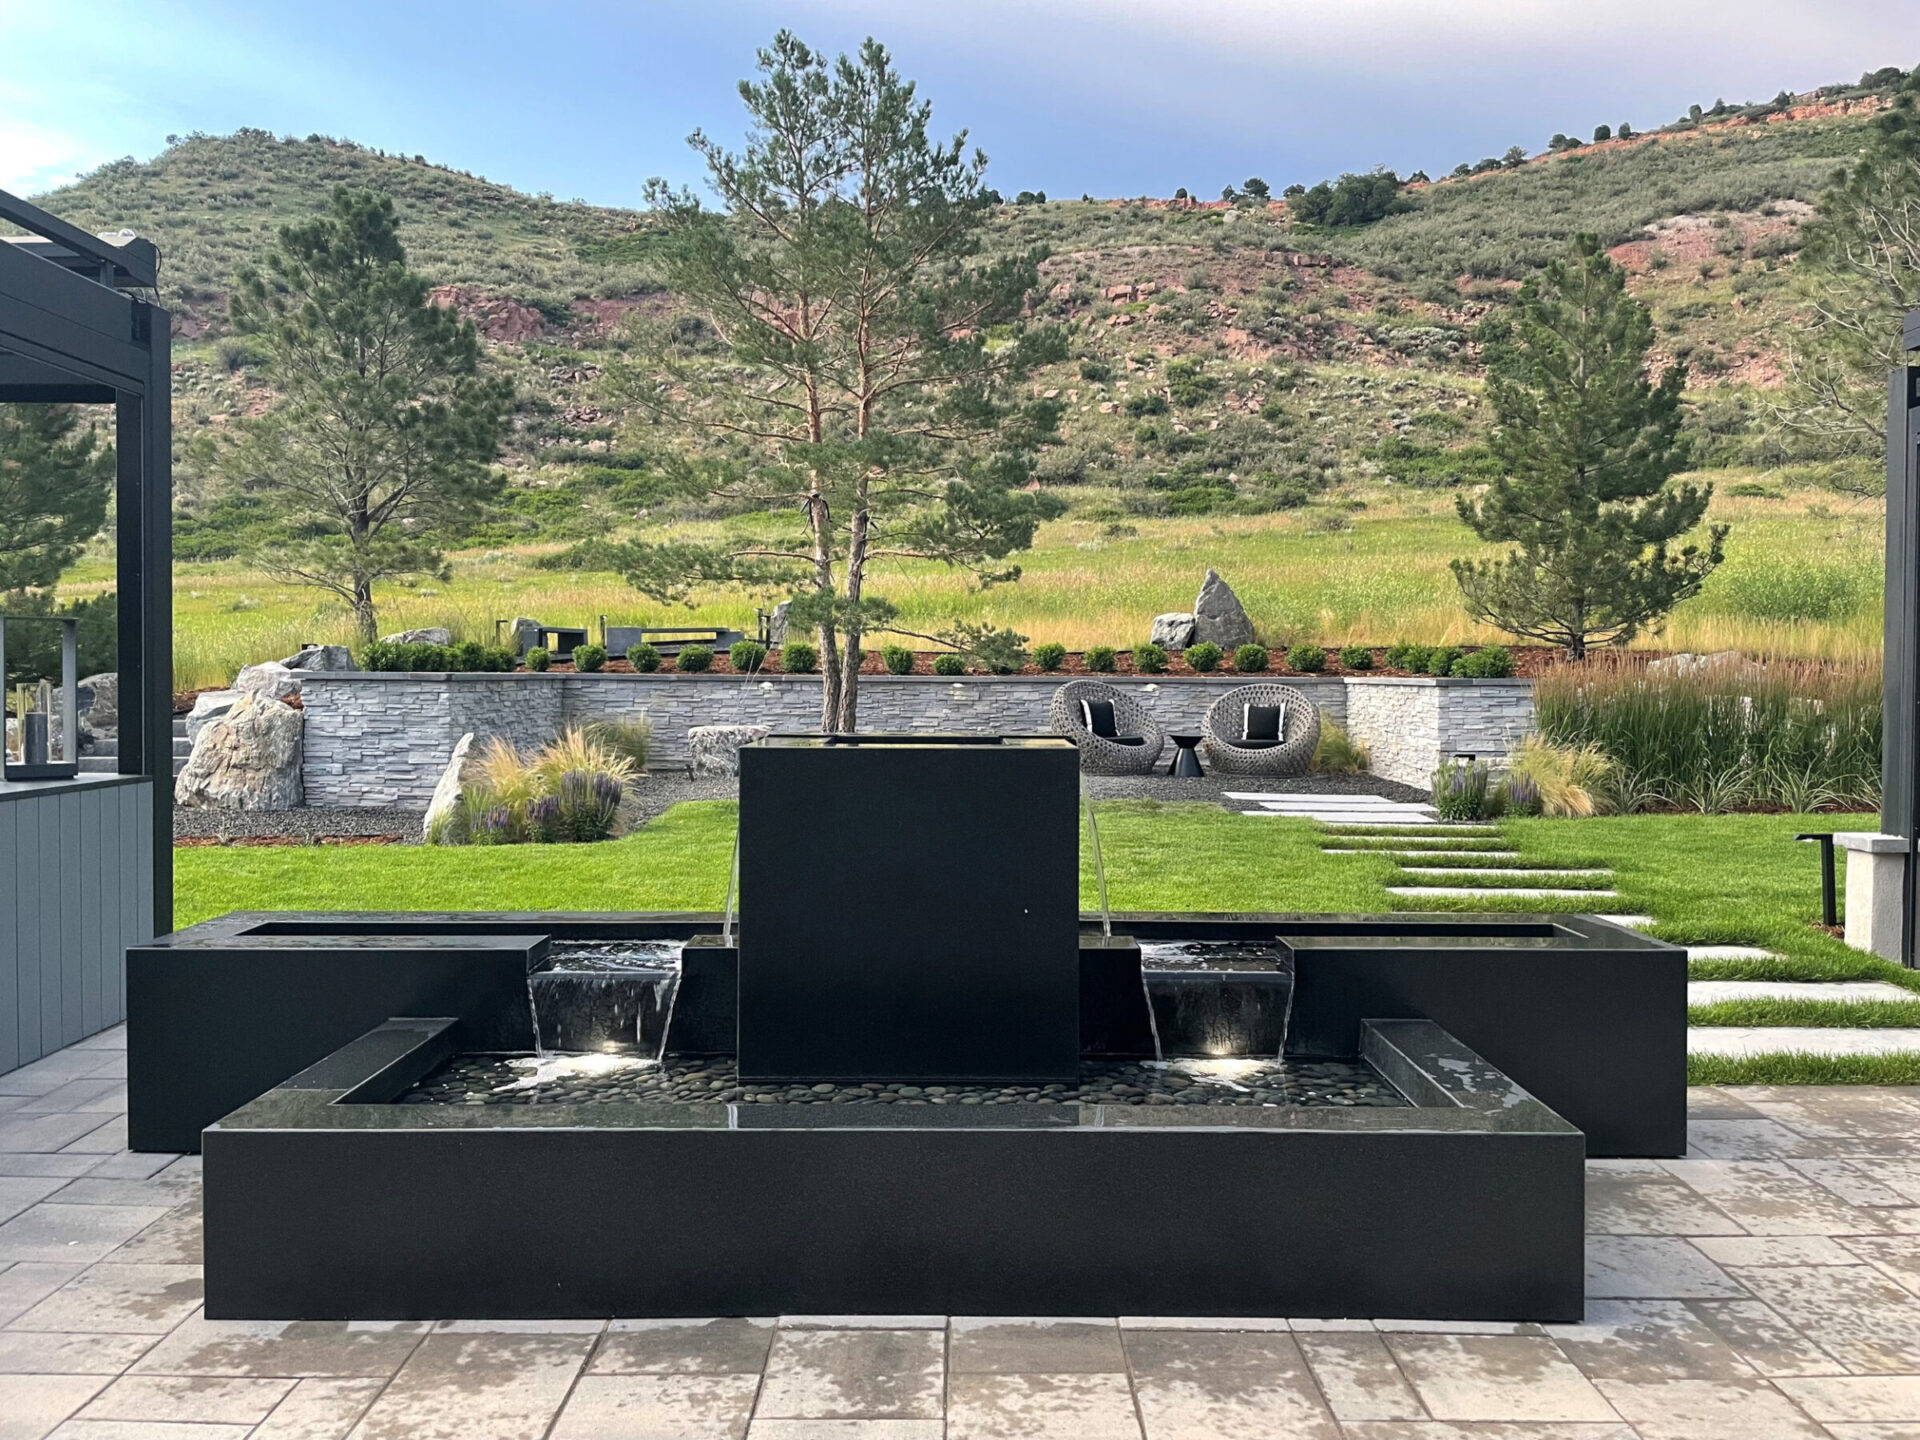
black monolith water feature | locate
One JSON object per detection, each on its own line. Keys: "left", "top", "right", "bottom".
{"left": 735, "top": 734, "right": 1082, "bottom": 1083}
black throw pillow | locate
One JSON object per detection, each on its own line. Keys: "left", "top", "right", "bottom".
{"left": 1243, "top": 704, "right": 1283, "bottom": 743}
{"left": 1080, "top": 698, "right": 1119, "bottom": 739}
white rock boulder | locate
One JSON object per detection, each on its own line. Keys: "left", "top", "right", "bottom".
{"left": 423, "top": 733, "right": 478, "bottom": 844}
{"left": 175, "top": 693, "right": 304, "bottom": 811}
{"left": 234, "top": 661, "right": 303, "bottom": 702}
{"left": 282, "top": 644, "right": 355, "bottom": 671}
{"left": 688, "top": 724, "right": 770, "bottom": 779}
{"left": 1150, "top": 613, "right": 1197, "bottom": 650}
{"left": 184, "top": 690, "right": 242, "bottom": 742}
{"left": 378, "top": 628, "right": 453, "bottom": 647}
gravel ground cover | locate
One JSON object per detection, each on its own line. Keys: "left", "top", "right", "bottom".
{"left": 399, "top": 1053, "right": 1407, "bottom": 1109}
{"left": 173, "top": 806, "right": 425, "bottom": 841}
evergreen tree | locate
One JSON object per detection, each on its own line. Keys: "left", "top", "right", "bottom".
{"left": 1776, "top": 70, "right": 1920, "bottom": 490}
{"left": 1452, "top": 235, "right": 1725, "bottom": 658}
{"left": 0, "top": 405, "right": 112, "bottom": 593}
{"left": 216, "top": 188, "right": 513, "bottom": 643}
{"left": 593, "top": 33, "right": 1065, "bottom": 732}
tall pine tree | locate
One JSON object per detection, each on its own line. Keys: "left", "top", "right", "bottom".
{"left": 218, "top": 188, "right": 512, "bottom": 644}
{"left": 1452, "top": 235, "right": 1725, "bottom": 659}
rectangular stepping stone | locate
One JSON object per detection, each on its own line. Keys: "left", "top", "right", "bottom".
{"left": 1387, "top": 885, "right": 1619, "bottom": 899}
{"left": 1397, "top": 867, "right": 1613, "bottom": 879}
{"left": 1690, "top": 981, "right": 1920, "bottom": 1005}
{"left": 1685, "top": 945, "right": 1777, "bottom": 961}
{"left": 1592, "top": 914, "right": 1653, "bottom": 929}
{"left": 1687, "top": 1027, "right": 1920, "bottom": 1056}
{"left": 1323, "top": 850, "right": 1523, "bottom": 860}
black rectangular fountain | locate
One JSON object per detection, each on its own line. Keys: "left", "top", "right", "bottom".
{"left": 736, "top": 735, "right": 1082, "bottom": 1084}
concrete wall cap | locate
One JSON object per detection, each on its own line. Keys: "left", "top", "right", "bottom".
{"left": 1834, "top": 832, "right": 1909, "bottom": 854}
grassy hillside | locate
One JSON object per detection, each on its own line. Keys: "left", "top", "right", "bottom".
{"left": 19, "top": 79, "right": 1902, "bottom": 687}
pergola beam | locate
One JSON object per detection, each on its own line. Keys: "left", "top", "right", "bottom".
{"left": 0, "top": 187, "right": 159, "bottom": 289}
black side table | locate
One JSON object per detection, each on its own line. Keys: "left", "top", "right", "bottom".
{"left": 1168, "top": 733, "right": 1205, "bottom": 777}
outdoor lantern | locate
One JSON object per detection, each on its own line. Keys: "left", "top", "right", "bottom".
{"left": 0, "top": 614, "right": 80, "bottom": 781}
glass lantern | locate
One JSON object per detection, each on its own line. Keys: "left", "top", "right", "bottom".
{"left": 0, "top": 614, "right": 80, "bottom": 781}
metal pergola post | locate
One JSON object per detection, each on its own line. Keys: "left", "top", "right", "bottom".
{"left": 0, "top": 187, "right": 173, "bottom": 934}
{"left": 1888, "top": 309, "right": 1920, "bottom": 967}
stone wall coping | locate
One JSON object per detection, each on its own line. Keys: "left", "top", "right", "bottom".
{"left": 1834, "top": 832, "right": 1908, "bottom": 855}
{"left": 292, "top": 670, "right": 1522, "bottom": 688}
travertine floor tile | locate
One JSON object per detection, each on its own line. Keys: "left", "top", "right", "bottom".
{"left": 44, "top": 1422, "right": 252, "bottom": 1440}
{"left": 756, "top": 1330, "right": 943, "bottom": 1421}
{"left": 745, "top": 1422, "right": 943, "bottom": 1438}
{"left": 1384, "top": 1335, "right": 1618, "bottom": 1422}
{"left": 948, "top": 1319, "right": 1124, "bottom": 1374}
{"left": 1296, "top": 1331, "right": 1425, "bottom": 1421}
{"left": 344, "top": 1332, "right": 593, "bottom": 1440}
{"left": 0, "top": 1177, "right": 71, "bottom": 1225}
{"left": 58, "top": 1118, "right": 128, "bottom": 1155}
{"left": 593, "top": 1318, "right": 774, "bottom": 1375}
{"left": 1691, "top": 1235, "right": 1858, "bottom": 1268}
{"left": 946, "top": 1372, "right": 1140, "bottom": 1440}
{"left": 0, "top": 1206, "right": 170, "bottom": 1265}
{"left": 1590, "top": 1375, "right": 1826, "bottom": 1438}
{"left": 1686, "top": 1299, "right": 1848, "bottom": 1377}
{"left": 19, "top": 1080, "right": 128, "bottom": 1117}
{"left": 1659, "top": 1161, "right": 1884, "bottom": 1236}
{"left": 1585, "top": 1236, "right": 1745, "bottom": 1299}
{"left": 1837, "top": 1232, "right": 1920, "bottom": 1296}
{"left": 10, "top": 1264, "right": 203, "bottom": 1334}
{"left": 77, "top": 1374, "right": 295, "bottom": 1424}
{"left": 249, "top": 1378, "right": 384, "bottom": 1440}
{"left": 0, "top": 1114, "right": 121, "bottom": 1157}
{"left": 51, "top": 1178, "right": 197, "bottom": 1211}
{"left": 1729, "top": 1263, "right": 1920, "bottom": 1373}
{"left": 1545, "top": 1299, "right": 1752, "bottom": 1382}
{"left": 1686, "top": 1119, "right": 1825, "bottom": 1160}
{"left": 1124, "top": 1328, "right": 1337, "bottom": 1438}
{"left": 0, "top": 1330, "right": 155, "bottom": 1375}
{"left": 0, "top": 1261, "right": 84, "bottom": 1327}
{"left": 551, "top": 1372, "right": 757, "bottom": 1440}
{"left": 0, "top": 1373, "right": 110, "bottom": 1440}
{"left": 1339, "top": 1422, "right": 1637, "bottom": 1438}
{"left": 1584, "top": 1172, "right": 1745, "bottom": 1237}
{"left": 131, "top": 1312, "right": 427, "bottom": 1379}
{"left": 1775, "top": 1373, "right": 1920, "bottom": 1422}
{"left": 102, "top": 1208, "right": 200, "bottom": 1267}
{"left": 1788, "top": 1158, "right": 1914, "bottom": 1209}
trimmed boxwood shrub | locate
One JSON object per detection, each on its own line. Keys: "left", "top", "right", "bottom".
{"left": 677, "top": 645, "right": 714, "bottom": 673}
{"left": 626, "top": 642, "right": 661, "bottom": 672}
{"left": 932, "top": 653, "right": 966, "bottom": 676}
{"left": 1338, "top": 644, "right": 1373, "bottom": 670}
{"left": 1288, "top": 644, "right": 1326, "bottom": 673}
{"left": 780, "top": 641, "right": 818, "bottom": 674}
{"left": 1234, "top": 644, "right": 1269, "bottom": 673}
{"left": 1184, "top": 641, "right": 1223, "bottom": 672}
{"left": 1427, "top": 645, "right": 1464, "bottom": 677}
{"left": 1452, "top": 645, "right": 1515, "bottom": 679}
{"left": 730, "top": 640, "right": 768, "bottom": 673}
{"left": 1085, "top": 645, "right": 1118, "bottom": 672}
{"left": 1032, "top": 642, "right": 1067, "bottom": 672}
{"left": 524, "top": 647, "right": 551, "bottom": 672}
{"left": 1133, "top": 642, "right": 1169, "bottom": 675}
{"left": 881, "top": 644, "right": 916, "bottom": 675}
{"left": 1385, "top": 640, "right": 1431, "bottom": 673}
{"left": 361, "top": 640, "right": 516, "bottom": 673}
{"left": 571, "top": 643, "right": 607, "bottom": 673}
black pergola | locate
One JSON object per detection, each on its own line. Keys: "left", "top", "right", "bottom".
{"left": 1, "top": 187, "right": 172, "bottom": 932}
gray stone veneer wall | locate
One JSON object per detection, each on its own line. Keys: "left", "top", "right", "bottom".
{"left": 297, "top": 671, "right": 1533, "bottom": 807}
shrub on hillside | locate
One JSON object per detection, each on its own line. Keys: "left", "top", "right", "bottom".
{"left": 881, "top": 644, "right": 916, "bottom": 675}
{"left": 626, "top": 642, "right": 660, "bottom": 673}
{"left": 1234, "top": 644, "right": 1269, "bottom": 673}
{"left": 1184, "top": 641, "right": 1223, "bottom": 672}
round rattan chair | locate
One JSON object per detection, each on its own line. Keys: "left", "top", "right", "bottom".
{"left": 1199, "top": 682, "right": 1321, "bottom": 776}
{"left": 1048, "top": 679, "right": 1165, "bottom": 775}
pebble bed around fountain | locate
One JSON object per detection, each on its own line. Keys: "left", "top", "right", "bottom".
{"left": 398, "top": 1054, "right": 1407, "bottom": 1109}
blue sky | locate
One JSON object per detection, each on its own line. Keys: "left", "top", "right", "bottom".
{"left": 1, "top": 0, "right": 1911, "bottom": 205}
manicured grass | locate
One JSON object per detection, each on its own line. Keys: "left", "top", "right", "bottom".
{"left": 1689, "top": 1053, "right": 1920, "bottom": 1085}
{"left": 1690, "top": 999, "right": 1920, "bottom": 1028}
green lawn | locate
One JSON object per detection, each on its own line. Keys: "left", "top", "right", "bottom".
{"left": 176, "top": 803, "right": 1884, "bottom": 988}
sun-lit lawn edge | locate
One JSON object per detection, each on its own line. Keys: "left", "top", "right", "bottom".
{"left": 1689, "top": 1053, "right": 1920, "bottom": 1085}
{"left": 1690, "top": 999, "right": 1920, "bottom": 1028}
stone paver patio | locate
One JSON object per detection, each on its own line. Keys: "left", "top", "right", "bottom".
{"left": 9, "top": 1032, "right": 1920, "bottom": 1436}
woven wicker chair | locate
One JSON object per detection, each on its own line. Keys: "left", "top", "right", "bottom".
{"left": 1199, "top": 682, "right": 1321, "bottom": 777}
{"left": 1048, "top": 679, "right": 1164, "bottom": 775}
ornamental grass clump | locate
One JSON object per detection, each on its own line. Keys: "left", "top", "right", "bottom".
{"left": 441, "top": 730, "right": 635, "bottom": 845}
{"left": 1503, "top": 735, "right": 1612, "bottom": 817}
{"left": 1534, "top": 653, "right": 1881, "bottom": 813}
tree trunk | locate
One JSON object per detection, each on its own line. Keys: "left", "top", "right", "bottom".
{"left": 352, "top": 577, "right": 378, "bottom": 647}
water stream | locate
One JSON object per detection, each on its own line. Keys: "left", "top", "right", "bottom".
{"left": 1080, "top": 776, "right": 1112, "bottom": 939}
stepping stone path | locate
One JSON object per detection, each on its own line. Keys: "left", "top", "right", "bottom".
{"left": 1250, "top": 797, "right": 1920, "bottom": 1061}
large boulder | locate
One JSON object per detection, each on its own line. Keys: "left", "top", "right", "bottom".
{"left": 174, "top": 693, "right": 304, "bottom": 811}
{"left": 1150, "top": 613, "right": 1197, "bottom": 650}
{"left": 78, "top": 673, "right": 118, "bottom": 730}
{"left": 234, "top": 661, "right": 302, "bottom": 702}
{"left": 423, "top": 732, "right": 477, "bottom": 844}
{"left": 378, "top": 628, "right": 452, "bottom": 648}
{"left": 1192, "top": 569, "right": 1254, "bottom": 649}
{"left": 688, "top": 724, "right": 771, "bottom": 779}
{"left": 185, "top": 690, "right": 241, "bottom": 742}
{"left": 766, "top": 601, "right": 793, "bottom": 648}
{"left": 1647, "top": 650, "right": 1755, "bottom": 679}
{"left": 282, "top": 644, "right": 355, "bottom": 671}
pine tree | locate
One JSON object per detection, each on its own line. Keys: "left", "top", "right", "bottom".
{"left": 216, "top": 188, "right": 513, "bottom": 643}
{"left": 1452, "top": 235, "right": 1726, "bottom": 659}
{"left": 0, "top": 405, "right": 112, "bottom": 594}
{"left": 592, "top": 33, "right": 1065, "bottom": 732}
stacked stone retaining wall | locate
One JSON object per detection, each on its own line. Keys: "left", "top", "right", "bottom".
{"left": 297, "top": 671, "right": 1532, "bottom": 807}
